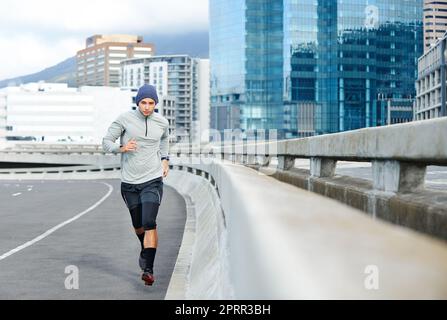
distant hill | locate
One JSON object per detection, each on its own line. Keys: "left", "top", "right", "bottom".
{"left": 146, "top": 31, "right": 209, "bottom": 58}
{"left": 0, "top": 31, "right": 209, "bottom": 88}
{"left": 0, "top": 57, "right": 77, "bottom": 88}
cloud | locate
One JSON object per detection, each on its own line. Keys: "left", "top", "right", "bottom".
{"left": 0, "top": 35, "right": 84, "bottom": 80}
{"left": 0, "top": 0, "right": 209, "bottom": 34}
{"left": 0, "top": 0, "right": 209, "bottom": 79}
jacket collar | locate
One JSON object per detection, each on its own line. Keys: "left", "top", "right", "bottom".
{"left": 135, "top": 108, "right": 155, "bottom": 120}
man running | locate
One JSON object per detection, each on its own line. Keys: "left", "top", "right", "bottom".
{"left": 102, "top": 84, "right": 170, "bottom": 286}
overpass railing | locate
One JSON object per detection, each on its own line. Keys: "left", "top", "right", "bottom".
{"left": 170, "top": 118, "right": 447, "bottom": 240}
{"left": 172, "top": 117, "right": 447, "bottom": 194}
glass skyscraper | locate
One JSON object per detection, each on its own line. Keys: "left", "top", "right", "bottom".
{"left": 210, "top": 0, "right": 423, "bottom": 138}
{"left": 210, "top": 0, "right": 284, "bottom": 138}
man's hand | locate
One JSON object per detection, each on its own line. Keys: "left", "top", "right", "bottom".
{"left": 120, "top": 138, "right": 137, "bottom": 153}
{"left": 162, "top": 159, "right": 169, "bottom": 178}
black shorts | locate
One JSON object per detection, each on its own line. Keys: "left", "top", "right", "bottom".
{"left": 120, "top": 177, "right": 164, "bottom": 230}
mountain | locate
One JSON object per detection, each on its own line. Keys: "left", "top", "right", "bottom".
{"left": 0, "top": 31, "right": 209, "bottom": 89}
{"left": 145, "top": 31, "right": 209, "bottom": 58}
{"left": 0, "top": 57, "right": 77, "bottom": 88}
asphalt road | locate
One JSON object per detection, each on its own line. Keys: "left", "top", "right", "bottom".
{"left": 0, "top": 179, "right": 186, "bottom": 300}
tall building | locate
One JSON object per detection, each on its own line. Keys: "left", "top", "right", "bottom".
{"left": 210, "top": 0, "right": 423, "bottom": 138}
{"left": 424, "top": 0, "right": 447, "bottom": 52}
{"left": 284, "top": 0, "right": 423, "bottom": 135}
{"left": 120, "top": 55, "right": 210, "bottom": 142}
{"left": 76, "top": 35, "right": 154, "bottom": 87}
{"left": 416, "top": 32, "right": 447, "bottom": 120}
{"left": 210, "top": 0, "right": 284, "bottom": 138}
{"left": 194, "top": 59, "right": 211, "bottom": 144}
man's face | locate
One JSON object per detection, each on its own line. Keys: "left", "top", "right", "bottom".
{"left": 138, "top": 98, "right": 156, "bottom": 116}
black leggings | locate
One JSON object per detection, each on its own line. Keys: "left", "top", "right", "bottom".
{"left": 120, "top": 177, "right": 164, "bottom": 231}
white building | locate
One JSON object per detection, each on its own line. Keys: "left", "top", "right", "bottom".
{"left": 120, "top": 55, "right": 210, "bottom": 143}
{"left": 0, "top": 83, "right": 134, "bottom": 143}
{"left": 156, "top": 96, "right": 176, "bottom": 142}
{"left": 415, "top": 33, "right": 447, "bottom": 120}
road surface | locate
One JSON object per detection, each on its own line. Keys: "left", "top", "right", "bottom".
{"left": 0, "top": 179, "right": 186, "bottom": 299}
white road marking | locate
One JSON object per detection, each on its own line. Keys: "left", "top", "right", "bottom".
{"left": 12, "top": 193, "right": 22, "bottom": 197}
{"left": 0, "top": 182, "right": 114, "bottom": 262}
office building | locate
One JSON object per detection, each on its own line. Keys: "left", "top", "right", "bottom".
{"left": 210, "top": 0, "right": 423, "bottom": 138}
{"left": 416, "top": 32, "right": 447, "bottom": 120}
{"left": 424, "top": 0, "right": 447, "bottom": 52}
{"left": 76, "top": 34, "right": 154, "bottom": 87}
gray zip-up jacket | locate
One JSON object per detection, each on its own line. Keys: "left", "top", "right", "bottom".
{"left": 102, "top": 109, "right": 170, "bottom": 184}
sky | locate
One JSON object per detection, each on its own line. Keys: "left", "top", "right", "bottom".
{"left": 0, "top": 0, "right": 209, "bottom": 80}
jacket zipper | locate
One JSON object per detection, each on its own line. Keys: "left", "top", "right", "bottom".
{"left": 145, "top": 117, "right": 148, "bottom": 137}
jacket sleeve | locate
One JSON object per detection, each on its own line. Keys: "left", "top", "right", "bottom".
{"left": 102, "top": 115, "right": 124, "bottom": 154}
{"left": 160, "top": 123, "right": 170, "bottom": 160}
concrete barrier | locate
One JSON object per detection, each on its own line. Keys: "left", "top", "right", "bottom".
{"left": 255, "top": 166, "right": 447, "bottom": 241}
{"left": 168, "top": 158, "right": 447, "bottom": 299}
{"left": 164, "top": 170, "right": 233, "bottom": 299}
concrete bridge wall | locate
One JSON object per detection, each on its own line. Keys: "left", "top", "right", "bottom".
{"left": 167, "top": 159, "right": 447, "bottom": 299}
{"left": 164, "top": 170, "right": 233, "bottom": 299}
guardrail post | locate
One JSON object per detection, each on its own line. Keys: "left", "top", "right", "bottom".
{"left": 372, "top": 160, "right": 426, "bottom": 193}
{"left": 278, "top": 155, "right": 295, "bottom": 171}
{"left": 258, "top": 155, "right": 271, "bottom": 167}
{"left": 310, "top": 157, "right": 337, "bottom": 177}
{"left": 246, "top": 154, "right": 256, "bottom": 165}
